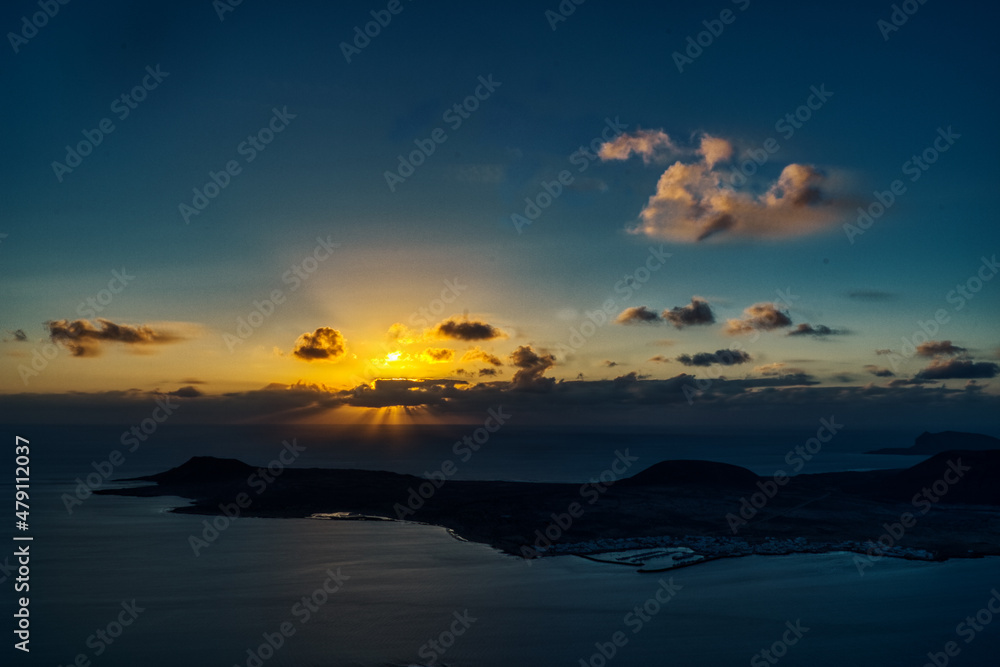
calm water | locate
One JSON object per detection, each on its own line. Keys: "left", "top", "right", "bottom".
{"left": 3, "top": 425, "right": 999, "bottom": 665}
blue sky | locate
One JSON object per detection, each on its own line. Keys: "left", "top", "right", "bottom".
{"left": 1, "top": 0, "right": 998, "bottom": 427}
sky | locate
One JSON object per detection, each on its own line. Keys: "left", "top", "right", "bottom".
{"left": 1, "top": 0, "right": 999, "bottom": 429}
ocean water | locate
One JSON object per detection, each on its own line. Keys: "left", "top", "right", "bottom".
{"left": 3, "top": 424, "right": 999, "bottom": 666}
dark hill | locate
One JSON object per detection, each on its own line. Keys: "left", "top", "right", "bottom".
{"left": 877, "top": 450, "right": 1000, "bottom": 505}
{"left": 140, "top": 456, "right": 255, "bottom": 483}
{"left": 622, "top": 459, "right": 759, "bottom": 487}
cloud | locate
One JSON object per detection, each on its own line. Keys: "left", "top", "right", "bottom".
{"left": 863, "top": 365, "right": 895, "bottom": 377}
{"left": 847, "top": 289, "right": 897, "bottom": 302}
{"left": 914, "top": 359, "right": 1000, "bottom": 380}
{"left": 7, "top": 329, "right": 28, "bottom": 342}
{"left": 754, "top": 362, "right": 787, "bottom": 376}
{"left": 875, "top": 349, "right": 893, "bottom": 356}
{"left": 47, "top": 318, "right": 185, "bottom": 357}
{"left": 420, "top": 348, "right": 455, "bottom": 363}
{"left": 386, "top": 323, "right": 418, "bottom": 344}
{"left": 724, "top": 303, "right": 793, "bottom": 335}
{"left": 598, "top": 129, "right": 680, "bottom": 164}
{"left": 661, "top": 298, "right": 715, "bottom": 329}
{"left": 915, "top": 340, "right": 967, "bottom": 357}
{"left": 603, "top": 360, "right": 620, "bottom": 368}
{"left": 676, "top": 349, "right": 752, "bottom": 367}
{"left": 510, "top": 345, "right": 556, "bottom": 391}
{"left": 167, "top": 386, "right": 203, "bottom": 398}
{"left": 887, "top": 378, "right": 931, "bottom": 387}
{"left": 604, "top": 129, "right": 848, "bottom": 242}
{"left": 292, "top": 327, "right": 346, "bottom": 362}
{"left": 460, "top": 347, "right": 503, "bottom": 366}
{"left": 5, "top": 374, "right": 999, "bottom": 432}
{"left": 432, "top": 317, "right": 506, "bottom": 341}
{"left": 615, "top": 306, "right": 662, "bottom": 325}
{"left": 787, "top": 323, "right": 845, "bottom": 337}
{"left": 649, "top": 355, "right": 671, "bottom": 363}
{"left": 478, "top": 368, "right": 499, "bottom": 377}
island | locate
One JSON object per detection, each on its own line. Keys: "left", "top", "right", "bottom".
{"left": 868, "top": 430, "right": 1000, "bottom": 455}
{"left": 97, "top": 449, "right": 1000, "bottom": 572}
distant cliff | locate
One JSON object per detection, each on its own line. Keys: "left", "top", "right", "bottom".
{"left": 868, "top": 431, "right": 1000, "bottom": 455}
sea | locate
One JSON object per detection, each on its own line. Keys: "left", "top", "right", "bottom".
{"left": 2, "top": 423, "right": 998, "bottom": 666}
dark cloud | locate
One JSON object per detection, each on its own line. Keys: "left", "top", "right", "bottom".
{"left": 661, "top": 298, "right": 715, "bottom": 329}
{"left": 478, "top": 368, "right": 499, "bottom": 377}
{"left": 847, "top": 290, "right": 897, "bottom": 302}
{"left": 420, "top": 347, "right": 454, "bottom": 363}
{"left": 649, "top": 355, "right": 671, "bottom": 363}
{"left": 787, "top": 323, "right": 845, "bottom": 337}
{"left": 615, "top": 306, "right": 661, "bottom": 325}
{"left": 167, "top": 386, "right": 203, "bottom": 398}
{"left": 914, "top": 359, "right": 999, "bottom": 380}
{"left": 4, "top": 374, "right": 999, "bottom": 432}
{"left": 863, "top": 365, "right": 895, "bottom": 378}
{"left": 510, "top": 345, "right": 556, "bottom": 391}
{"left": 180, "top": 378, "right": 207, "bottom": 385}
{"left": 8, "top": 329, "right": 28, "bottom": 342}
{"left": 875, "top": 349, "right": 893, "bottom": 356}
{"left": 433, "top": 318, "right": 506, "bottom": 341}
{"left": 676, "top": 349, "right": 752, "bottom": 367}
{"left": 460, "top": 348, "right": 503, "bottom": 366}
{"left": 603, "top": 360, "right": 620, "bottom": 368}
{"left": 47, "top": 318, "right": 184, "bottom": 357}
{"left": 292, "top": 327, "right": 346, "bottom": 362}
{"left": 724, "top": 303, "right": 792, "bottom": 335}
{"left": 887, "top": 378, "right": 931, "bottom": 387}
{"left": 346, "top": 378, "right": 468, "bottom": 408}
{"left": 915, "top": 340, "right": 967, "bottom": 357}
